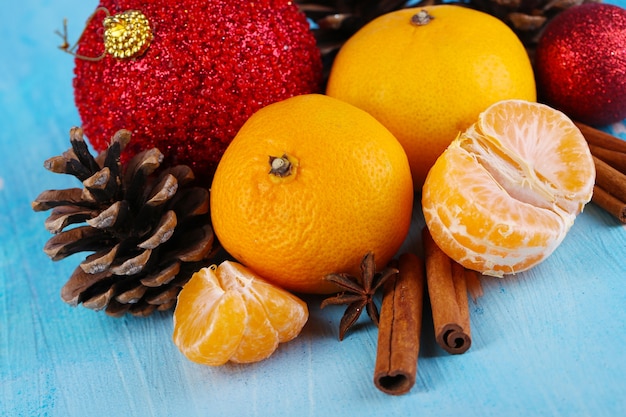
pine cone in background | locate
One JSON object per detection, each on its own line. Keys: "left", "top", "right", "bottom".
{"left": 465, "top": 0, "right": 602, "bottom": 59}
{"left": 295, "top": 0, "right": 408, "bottom": 52}
{"left": 32, "top": 127, "right": 218, "bottom": 317}
{"left": 295, "top": 0, "right": 601, "bottom": 80}
{"left": 296, "top": 0, "right": 409, "bottom": 83}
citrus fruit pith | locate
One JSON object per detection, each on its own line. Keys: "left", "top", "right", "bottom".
{"left": 326, "top": 5, "right": 537, "bottom": 188}
{"left": 422, "top": 100, "right": 595, "bottom": 277}
{"left": 173, "top": 261, "right": 308, "bottom": 366}
{"left": 210, "top": 94, "right": 414, "bottom": 294}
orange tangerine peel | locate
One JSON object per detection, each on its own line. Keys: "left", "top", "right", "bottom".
{"left": 173, "top": 261, "right": 309, "bottom": 366}
{"left": 326, "top": 5, "right": 536, "bottom": 188}
{"left": 210, "top": 94, "right": 414, "bottom": 294}
{"left": 422, "top": 100, "right": 595, "bottom": 277}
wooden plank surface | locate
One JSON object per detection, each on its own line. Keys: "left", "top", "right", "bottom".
{"left": 2, "top": 1, "right": 626, "bottom": 416}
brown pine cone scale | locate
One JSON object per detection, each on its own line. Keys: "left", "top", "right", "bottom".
{"left": 33, "top": 127, "right": 217, "bottom": 317}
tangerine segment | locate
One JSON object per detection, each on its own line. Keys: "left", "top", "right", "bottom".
{"left": 214, "top": 261, "right": 309, "bottom": 363}
{"left": 173, "top": 267, "right": 246, "bottom": 366}
{"left": 229, "top": 292, "right": 280, "bottom": 364}
{"left": 216, "top": 261, "right": 309, "bottom": 343}
{"left": 472, "top": 100, "right": 595, "bottom": 214}
{"left": 422, "top": 100, "right": 594, "bottom": 277}
{"left": 172, "top": 262, "right": 308, "bottom": 366}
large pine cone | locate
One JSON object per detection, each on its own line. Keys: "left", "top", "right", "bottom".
{"left": 32, "top": 127, "right": 217, "bottom": 317}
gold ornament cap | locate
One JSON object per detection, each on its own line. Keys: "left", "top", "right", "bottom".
{"left": 103, "top": 10, "right": 153, "bottom": 59}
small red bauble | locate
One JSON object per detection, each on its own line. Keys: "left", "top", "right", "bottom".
{"left": 534, "top": 3, "right": 626, "bottom": 126}
{"left": 74, "top": 0, "right": 322, "bottom": 183}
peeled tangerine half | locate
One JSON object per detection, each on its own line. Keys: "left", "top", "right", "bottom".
{"left": 422, "top": 100, "right": 595, "bottom": 277}
{"left": 173, "top": 261, "right": 308, "bottom": 366}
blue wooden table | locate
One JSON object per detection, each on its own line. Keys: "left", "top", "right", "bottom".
{"left": 2, "top": 1, "right": 625, "bottom": 416}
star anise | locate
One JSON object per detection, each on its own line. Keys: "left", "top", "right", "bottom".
{"left": 321, "top": 252, "right": 398, "bottom": 340}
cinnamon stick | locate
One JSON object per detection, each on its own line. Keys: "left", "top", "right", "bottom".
{"left": 374, "top": 253, "right": 424, "bottom": 395}
{"left": 574, "top": 122, "right": 626, "bottom": 222}
{"left": 575, "top": 121, "right": 626, "bottom": 154}
{"left": 452, "top": 262, "right": 471, "bottom": 339}
{"left": 422, "top": 227, "right": 471, "bottom": 355}
{"left": 592, "top": 185, "right": 626, "bottom": 223}
{"left": 464, "top": 268, "right": 484, "bottom": 303}
{"left": 593, "top": 156, "right": 626, "bottom": 204}
{"left": 588, "top": 144, "right": 626, "bottom": 175}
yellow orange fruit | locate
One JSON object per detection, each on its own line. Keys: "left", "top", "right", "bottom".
{"left": 326, "top": 5, "right": 537, "bottom": 188}
{"left": 210, "top": 94, "right": 414, "bottom": 294}
{"left": 422, "top": 100, "right": 595, "bottom": 277}
{"left": 172, "top": 261, "right": 308, "bottom": 366}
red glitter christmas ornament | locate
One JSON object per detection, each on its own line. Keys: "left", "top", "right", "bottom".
{"left": 73, "top": 0, "right": 322, "bottom": 183}
{"left": 534, "top": 3, "right": 626, "bottom": 126}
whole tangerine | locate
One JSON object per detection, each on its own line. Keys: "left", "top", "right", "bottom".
{"left": 210, "top": 94, "right": 414, "bottom": 294}
{"left": 326, "top": 5, "right": 536, "bottom": 188}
